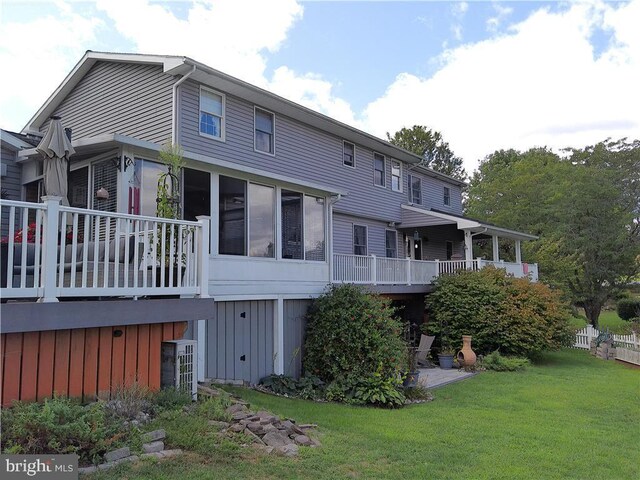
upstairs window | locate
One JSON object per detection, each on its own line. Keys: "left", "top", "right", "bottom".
{"left": 255, "top": 107, "right": 275, "bottom": 154}
{"left": 353, "top": 224, "right": 367, "bottom": 255}
{"left": 385, "top": 230, "right": 397, "bottom": 258}
{"left": 391, "top": 160, "right": 402, "bottom": 192}
{"left": 444, "top": 186, "right": 451, "bottom": 206}
{"left": 373, "top": 152, "right": 385, "bottom": 187}
{"left": 343, "top": 141, "right": 355, "bottom": 167}
{"left": 199, "top": 87, "right": 224, "bottom": 139}
{"left": 408, "top": 174, "right": 422, "bottom": 205}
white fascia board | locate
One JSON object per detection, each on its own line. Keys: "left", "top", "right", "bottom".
{"left": 401, "top": 204, "right": 480, "bottom": 229}
{"left": 183, "top": 148, "right": 347, "bottom": 196}
{"left": 0, "top": 130, "right": 33, "bottom": 151}
{"left": 474, "top": 225, "right": 539, "bottom": 241}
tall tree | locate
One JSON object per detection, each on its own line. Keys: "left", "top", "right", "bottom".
{"left": 466, "top": 140, "right": 640, "bottom": 327}
{"left": 387, "top": 126, "right": 467, "bottom": 181}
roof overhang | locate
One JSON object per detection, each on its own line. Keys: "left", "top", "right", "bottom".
{"left": 1, "top": 130, "right": 34, "bottom": 151}
{"left": 400, "top": 204, "right": 538, "bottom": 241}
{"left": 18, "top": 133, "right": 346, "bottom": 197}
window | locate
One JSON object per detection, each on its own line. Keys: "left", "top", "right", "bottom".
{"left": 281, "top": 190, "right": 302, "bottom": 259}
{"left": 249, "top": 184, "right": 275, "bottom": 257}
{"left": 353, "top": 225, "right": 367, "bottom": 255}
{"left": 391, "top": 160, "right": 402, "bottom": 192}
{"left": 446, "top": 241, "right": 453, "bottom": 260}
{"left": 373, "top": 152, "right": 385, "bottom": 187}
{"left": 444, "top": 186, "right": 451, "bottom": 206}
{"left": 343, "top": 141, "right": 355, "bottom": 167}
{"left": 385, "top": 230, "right": 397, "bottom": 258}
{"left": 219, "top": 176, "right": 246, "bottom": 255}
{"left": 199, "top": 87, "right": 224, "bottom": 139}
{"left": 408, "top": 174, "right": 422, "bottom": 204}
{"left": 304, "top": 196, "right": 325, "bottom": 261}
{"left": 255, "top": 107, "right": 275, "bottom": 154}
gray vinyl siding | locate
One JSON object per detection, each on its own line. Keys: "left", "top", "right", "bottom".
{"left": 407, "top": 171, "right": 463, "bottom": 214}
{"left": 42, "top": 62, "right": 173, "bottom": 144}
{"left": 333, "top": 212, "right": 394, "bottom": 257}
{"left": 283, "top": 299, "right": 312, "bottom": 379}
{"left": 206, "top": 300, "right": 274, "bottom": 384}
{"left": 1, "top": 145, "right": 22, "bottom": 236}
{"left": 179, "top": 80, "right": 448, "bottom": 223}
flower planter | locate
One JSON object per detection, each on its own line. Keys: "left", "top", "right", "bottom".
{"left": 438, "top": 353, "right": 455, "bottom": 369}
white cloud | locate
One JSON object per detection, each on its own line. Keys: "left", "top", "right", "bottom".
{"left": 487, "top": 2, "right": 514, "bottom": 33}
{"left": 0, "top": 1, "right": 102, "bottom": 131}
{"left": 362, "top": 0, "right": 640, "bottom": 173}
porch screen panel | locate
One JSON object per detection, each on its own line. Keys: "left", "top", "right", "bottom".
{"left": 281, "top": 190, "right": 302, "bottom": 259}
{"left": 385, "top": 230, "right": 397, "bottom": 258}
{"left": 304, "top": 195, "right": 325, "bottom": 261}
{"left": 219, "top": 176, "right": 246, "bottom": 256}
{"left": 249, "top": 183, "right": 275, "bottom": 257}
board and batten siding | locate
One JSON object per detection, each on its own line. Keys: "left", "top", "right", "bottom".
{"left": 283, "top": 299, "right": 312, "bottom": 379}
{"left": 333, "top": 212, "right": 397, "bottom": 257}
{"left": 41, "top": 61, "right": 173, "bottom": 144}
{"left": 1, "top": 145, "right": 22, "bottom": 236}
{"left": 205, "top": 301, "right": 274, "bottom": 384}
{"left": 178, "top": 80, "right": 439, "bottom": 223}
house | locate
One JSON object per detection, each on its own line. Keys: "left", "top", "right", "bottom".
{"left": 0, "top": 51, "right": 537, "bottom": 403}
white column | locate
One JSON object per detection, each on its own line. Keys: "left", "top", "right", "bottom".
{"left": 196, "top": 215, "right": 210, "bottom": 298}
{"left": 515, "top": 240, "right": 522, "bottom": 263}
{"left": 328, "top": 196, "right": 333, "bottom": 282}
{"left": 38, "top": 196, "right": 61, "bottom": 303}
{"left": 273, "top": 297, "right": 285, "bottom": 375}
{"left": 492, "top": 235, "right": 499, "bottom": 262}
{"left": 197, "top": 319, "right": 206, "bottom": 382}
{"left": 210, "top": 173, "right": 219, "bottom": 256}
{"left": 275, "top": 186, "right": 282, "bottom": 261}
{"left": 371, "top": 254, "right": 377, "bottom": 285}
{"left": 464, "top": 230, "right": 473, "bottom": 268}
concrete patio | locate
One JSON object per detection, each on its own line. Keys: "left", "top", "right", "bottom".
{"left": 418, "top": 367, "right": 477, "bottom": 388}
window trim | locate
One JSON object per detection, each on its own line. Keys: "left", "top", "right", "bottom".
{"left": 408, "top": 174, "right": 422, "bottom": 205}
{"left": 199, "top": 86, "right": 225, "bottom": 141}
{"left": 353, "top": 224, "right": 368, "bottom": 256}
{"left": 373, "top": 152, "right": 386, "bottom": 188}
{"left": 391, "top": 160, "right": 402, "bottom": 192}
{"left": 254, "top": 106, "right": 276, "bottom": 156}
{"left": 343, "top": 141, "right": 356, "bottom": 168}
{"left": 444, "top": 186, "right": 451, "bottom": 206}
{"left": 385, "top": 229, "right": 397, "bottom": 258}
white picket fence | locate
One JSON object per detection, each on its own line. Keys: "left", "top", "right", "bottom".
{"left": 574, "top": 325, "right": 640, "bottom": 365}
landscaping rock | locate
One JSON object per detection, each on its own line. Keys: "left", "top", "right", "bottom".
{"left": 244, "top": 428, "right": 267, "bottom": 445}
{"left": 141, "top": 452, "right": 164, "bottom": 460}
{"left": 142, "top": 441, "right": 165, "bottom": 453}
{"left": 159, "top": 449, "right": 183, "bottom": 458}
{"left": 230, "top": 423, "right": 245, "bottom": 433}
{"left": 247, "top": 422, "right": 264, "bottom": 434}
{"left": 275, "top": 444, "right": 299, "bottom": 457}
{"left": 208, "top": 420, "right": 231, "bottom": 429}
{"left": 97, "top": 462, "right": 115, "bottom": 471}
{"left": 262, "top": 430, "right": 295, "bottom": 448}
{"left": 232, "top": 411, "right": 253, "bottom": 421}
{"left": 226, "top": 403, "right": 247, "bottom": 415}
{"left": 104, "top": 447, "right": 130, "bottom": 463}
{"left": 293, "top": 435, "right": 313, "bottom": 446}
{"left": 78, "top": 466, "right": 97, "bottom": 475}
{"left": 141, "top": 429, "right": 166, "bottom": 443}
{"left": 197, "top": 385, "right": 221, "bottom": 397}
{"left": 262, "top": 423, "right": 278, "bottom": 434}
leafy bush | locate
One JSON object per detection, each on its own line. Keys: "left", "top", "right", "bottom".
{"left": 352, "top": 371, "right": 405, "bottom": 408}
{"left": 0, "top": 397, "right": 120, "bottom": 465}
{"left": 403, "top": 386, "right": 433, "bottom": 402}
{"left": 617, "top": 299, "right": 640, "bottom": 321}
{"left": 304, "top": 284, "right": 406, "bottom": 382}
{"left": 482, "top": 351, "right": 530, "bottom": 371}
{"left": 426, "top": 267, "right": 574, "bottom": 358}
{"left": 259, "top": 375, "right": 325, "bottom": 400}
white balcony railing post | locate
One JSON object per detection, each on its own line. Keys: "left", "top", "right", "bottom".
{"left": 371, "top": 254, "right": 377, "bottom": 285}
{"left": 476, "top": 257, "right": 483, "bottom": 271}
{"left": 39, "top": 196, "right": 61, "bottom": 303}
{"left": 434, "top": 259, "right": 440, "bottom": 279}
{"left": 196, "top": 216, "right": 210, "bottom": 298}
{"left": 406, "top": 257, "right": 412, "bottom": 285}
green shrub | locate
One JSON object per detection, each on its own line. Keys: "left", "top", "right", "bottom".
{"left": 151, "top": 387, "right": 194, "bottom": 412}
{"left": 0, "top": 397, "right": 119, "bottom": 465}
{"left": 352, "top": 371, "right": 405, "bottom": 408}
{"left": 304, "top": 284, "right": 406, "bottom": 382}
{"left": 105, "top": 382, "right": 153, "bottom": 421}
{"left": 259, "top": 375, "right": 325, "bottom": 400}
{"left": 482, "top": 351, "right": 530, "bottom": 371}
{"left": 617, "top": 299, "right": 640, "bottom": 320}
{"left": 426, "top": 267, "right": 574, "bottom": 358}
{"left": 403, "top": 386, "right": 433, "bottom": 402}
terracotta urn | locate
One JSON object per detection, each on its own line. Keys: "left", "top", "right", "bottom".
{"left": 457, "top": 335, "right": 477, "bottom": 367}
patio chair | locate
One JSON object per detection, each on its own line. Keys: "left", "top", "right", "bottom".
{"left": 416, "top": 334, "right": 436, "bottom": 368}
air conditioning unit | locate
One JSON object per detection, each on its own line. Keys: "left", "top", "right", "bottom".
{"left": 161, "top": 339, "right": 198, "bottom": 398}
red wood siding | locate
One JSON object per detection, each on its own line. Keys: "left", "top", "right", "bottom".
{"left": 0, "top": 322, "right": 187, "bottom": 406}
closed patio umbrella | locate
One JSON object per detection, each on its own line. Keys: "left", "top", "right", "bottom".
{"left": 36, "top": 116, "right": 75, "bottom": 206}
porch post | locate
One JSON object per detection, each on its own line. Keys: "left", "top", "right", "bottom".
{"left": 197, "top": 320, "right": 206, "bottom": 382}
{"left": 406, "top": 257, "right": 412, "bottom": 285}
{"left": 371, "top": 254, "right": 377, "bottom": 285}
{"left": 492, "top": 235, "right": 499, "bottom": 262}
{"left": 515, "top": 240, "right": 522, "bottom": 263}
{"left": 38, "top": 196, "right": 62, "bottom": 303}
{"left": 274, "top": 298, "right": 285, "bottom": 375}
{"left": 196, "top": 215, "right": 210, "bottom": 298}
{"left": 464, "top": 230, "right": 473, "bottom": 269}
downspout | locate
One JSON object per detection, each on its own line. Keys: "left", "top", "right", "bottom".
{"left": 328, "top": 194, "right": 343, "bottom": 283}
{"left": 171, "top": 64, "right": 197, "bottom": 146}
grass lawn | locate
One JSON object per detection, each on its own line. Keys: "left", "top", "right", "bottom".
{"left": 89, "top": 349, "right": 639, "bottom": 480}
{"left": 571, "top": 310, "right": 633, "bottom": 333}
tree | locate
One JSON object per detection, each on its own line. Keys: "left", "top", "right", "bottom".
{"left": 387, "top": 125, "right": 467, "bottom": 181}
{"left": 466, "top": 140, "right": 640, "bottom": 327}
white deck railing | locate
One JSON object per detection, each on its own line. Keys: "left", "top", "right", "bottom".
{"left": 1, "top": 198, "right": 210, "bottom": 302}
{"left": 332, "top": 254, "right": 538, "bottom": 286}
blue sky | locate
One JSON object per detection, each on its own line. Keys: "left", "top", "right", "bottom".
{"left": 1, "top": 1, "right": 638, "bottom": 173}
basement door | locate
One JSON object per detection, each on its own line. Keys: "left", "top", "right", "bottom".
{"left": 206, "top": 301, "right": 274, "bottom": 384}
